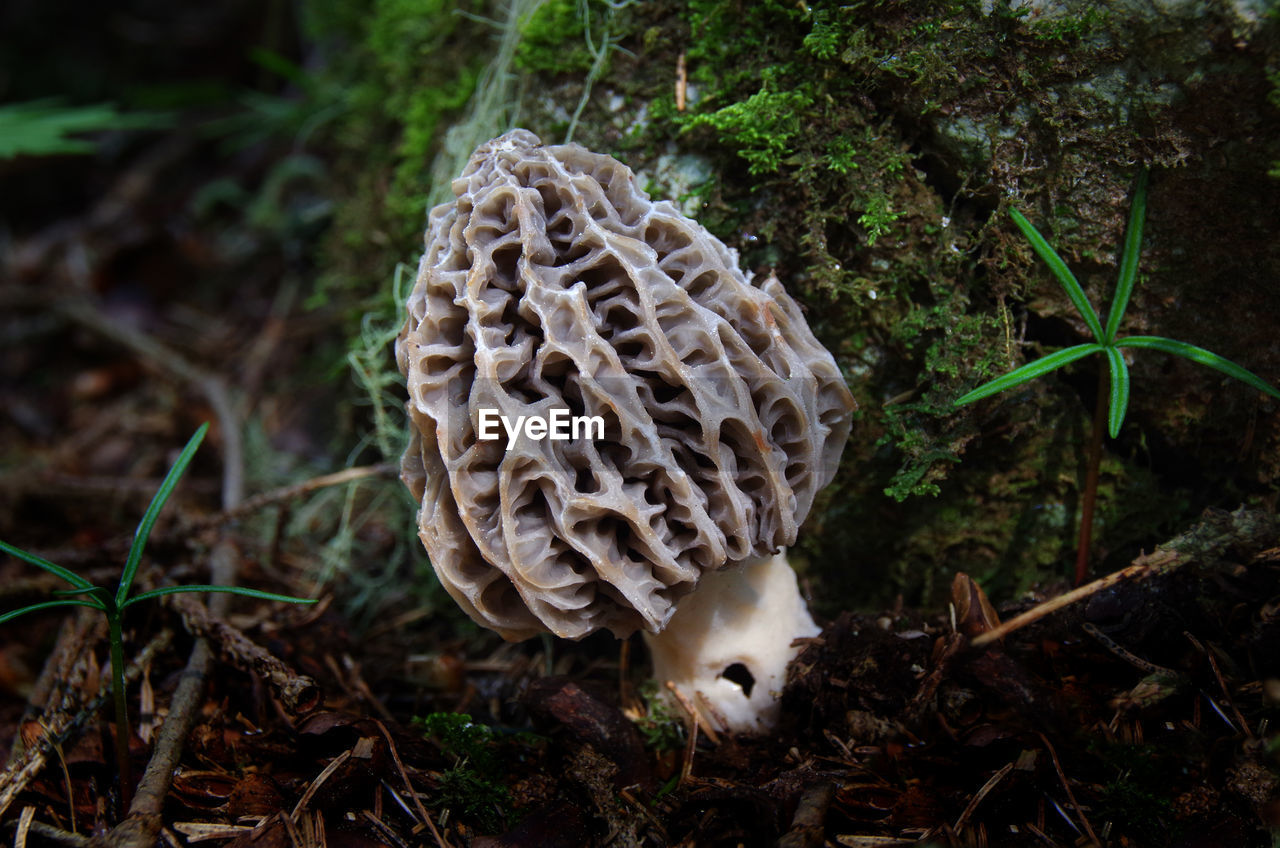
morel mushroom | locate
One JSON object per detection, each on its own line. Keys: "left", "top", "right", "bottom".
{"left": 397, "top": 129, "right": 854, "bottom": 733}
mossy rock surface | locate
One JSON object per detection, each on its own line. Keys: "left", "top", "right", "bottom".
{"left": 338, "top": 0, "right": 1280, "bottom": 607}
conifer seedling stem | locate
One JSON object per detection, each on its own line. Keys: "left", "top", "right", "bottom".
{"left": 955, "top": 170, "right": 1280, "bottom": 583}
{"left": 1077, "top": 366, "right": 1108, "bottom": 585}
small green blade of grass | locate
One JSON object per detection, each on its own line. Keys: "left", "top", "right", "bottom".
{"left": 0, "top": 598, "right": 105, "bottom": 625}
{"left": 1117, "top": 336, "right": 1280, "bottom": 400}
{"left": 954, "top": 343, "right": 1104, "bottom": 405}
{"left": 1009, "top": 207, "right": 1105, "bottom": 341}
{"left": 1105, "top": 346, "right": 1130, "bottom": 438}
{"left": 0, "top": 99, "right": 171, "bottom": 159}
{"left": 0, "top": 539, "right": 95, "bottom": 590}
{"left": 117, "top": 423, "right": 209, "bottom": 607}
{"left": 1104, "top": 170, "right": 1149, "bottom": 344}
{"left": 125, "top": 585, "right": 318, "bottom": 608}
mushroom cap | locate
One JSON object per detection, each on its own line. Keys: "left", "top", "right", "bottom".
{"left": 397, "top": 129, "right": 854, "bottom": 641}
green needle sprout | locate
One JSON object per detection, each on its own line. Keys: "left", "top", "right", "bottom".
{"left": 954, "top": 171, "right": 1280, "bottom": 581}
{"left": 0, "top": 423, "right": 316, "bottom": 811}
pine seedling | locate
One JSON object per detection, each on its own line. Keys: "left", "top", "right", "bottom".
{"left": 955, "top": 171, "right": 1280, "bottom": 582}
{"left": 0, "top": 423, "right": 316, "bottom": 808}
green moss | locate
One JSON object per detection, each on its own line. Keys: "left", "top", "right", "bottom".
{"left": 880, "top": 296, "right": 1003, "bottom": 502}
{"left": 298, "top": 0, "right": 1278, "bottom": 617}
{"left": 515, "top": 0, "right": 593, "bottom": 74}
{"left": 857, "top": 194, "right": 903, "bottom": 246}
{"left": 361, "top": 0, "right": 480, "bottom": 228}
{"left": 1027, "top": 8, "right": 1106, "bottom": 43}
{"left": 414, "top": 712, "right": 536, "bottom": 832}
{"left": 1092, "top": 742, "right": 1180, "bottom": 842}
{"left": 632, "top": 680, "right": 685, "bottom": 752}
{"left": 683, "top": 84, "right": 814, "bottom": 175}
{"left": 684, "top": 0, "right": 805, "bottom": 96}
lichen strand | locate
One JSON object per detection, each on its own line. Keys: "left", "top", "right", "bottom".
{"left": 398, "top": 131, "right": 854, "bottom": 640}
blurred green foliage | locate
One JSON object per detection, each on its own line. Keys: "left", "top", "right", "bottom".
{"left": 0, "top": 99, "right": 169, "bottom": 158}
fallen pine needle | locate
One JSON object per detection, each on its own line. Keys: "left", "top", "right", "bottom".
{"left": 954, "top": 761, "right": 1015, "bottom": 833}
{"left": 171, "top": 822, "right": 256, "bottom": 843}
{"left": 665, "top": 680, "right": 720, "bottom": 745}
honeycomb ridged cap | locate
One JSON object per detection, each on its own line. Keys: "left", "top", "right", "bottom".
{"left": 397, "top": 129, "right": 855, "bottom": 641}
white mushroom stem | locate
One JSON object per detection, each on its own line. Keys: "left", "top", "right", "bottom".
{"left": 642, "top": 549, "right": 820, "bottom": 735}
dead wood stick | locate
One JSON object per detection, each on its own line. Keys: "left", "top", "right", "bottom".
{"left": 166, "top": 592, "right": 320, "bottom": 714}
{"left": 969, "top": 550, "right": 1179, "bottom": 648}
{"left": 7, "top": 814, "right": 93, "bottom": 847}
{"left": 92, "top": 640, "right": 212, "bottom": 848}
{"left": 8, "top": 609, "right": 102, "bottom": 768}
{"left": 188, "top": 462, "right": 398, "bottom": 531}
{"left": 93, "top": 543, "right": 237, "bottom": 848}
{"left": 777, "top": 781, "right": 835, "bottom": 848}
{"left": 664, "top": 680, "right": 720, "bottom": 745}
{"left": 0, "top": 568, "right": 135, "bottom": 606}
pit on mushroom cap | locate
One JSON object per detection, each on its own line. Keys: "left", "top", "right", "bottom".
{"left": 397, "top": 129, "right": 854, "bottom": 733}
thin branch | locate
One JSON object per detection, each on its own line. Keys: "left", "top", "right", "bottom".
{"left": 969, "top": 550, "right": 1178, "bottom": 648}
{"left": 7, "top": 815, "right": 92, "bottom": 847}
{"left": 166, "top": 593, "right": 320, "bottom": 715}
{"left": 189, "top": 463, "right": 398, "bottom": 531}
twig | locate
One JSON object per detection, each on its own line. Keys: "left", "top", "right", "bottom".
{"left": 777, "top": 781, "right": 835, "bottom": 848}
{"left": 188, "top": 463, "right": 398, "bottom": 531}
{"left": 7, "top": 813, "right": 93, "bottom": 848}
{"left": 675, "top": 52, "right": 687, "bottom": 111}
{"left": 8, "top": 609, "right": 101, "bottom": 767}
{"left": 619, "top": 788, "right": 669, "bottom": 841}
{"left": 1082, "top": 623, "right": 1176, "bottom": 676}
{"left": 1185, "top": 631, "right": 1253, "bottom": 739}
{"left": 361, "top": 810, "right": 412, "bottom": 848}
{"left": 166, "top": 592, "right": 320, "bottom": 714}
{"left": 34, "top": 293, "right": 252, "bottom": 847}
{"left": 970, "top": 549, "right": 1178, "bottom": 648}
{"left": 93, "top": 545, "right": 238, "bottom": 848}
{"left": 292, "top": 749, "right": 353, "bottom": 821}
{"left": 0, "top": 568, "right": 139, "bottom": 605}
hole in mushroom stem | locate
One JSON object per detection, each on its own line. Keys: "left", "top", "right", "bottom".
{"left": 720, "top": 663, "right": 755, "bottom": 698}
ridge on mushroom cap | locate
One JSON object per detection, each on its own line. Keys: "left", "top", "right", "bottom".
{"left": 397, "top": 129, "right": 855, "bottom": 641}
